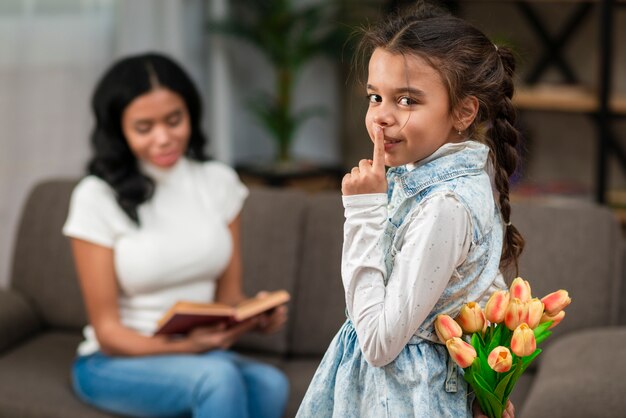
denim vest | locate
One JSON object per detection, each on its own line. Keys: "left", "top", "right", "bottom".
{"left": 382, "top": 141, "right": 504, "bottom": 344}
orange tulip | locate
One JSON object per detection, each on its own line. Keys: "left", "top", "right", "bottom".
{"left": 456, "top": 302, "right": 486, "bottom": 334}
{"left": 504, "top": 297, "right": 527, "bottom": 330}
{"left": 487, "top": 346, "right": 513, "bottom": 373}
{"left": 510, "top": 323, "right": 537, "bottom": 357}
{"left": 541, "top": 290, "right": 571, "bottom": 316}
{"left": 540, "top": 310, "right": 566, "bottom": 329}
{"left": 435, "top": 315, "right": 463, "bottom": 343}
{"left": 524, "top": 298, "right": 544, "bottom": 329}
{"left": 446, "top": 337, "right": 477, "bottom": 369}
{"left": 484, "top": 290, "right": 510, "bottom": 324}
{"left": 510, "top": 277, "right": 531, "bottom": 303}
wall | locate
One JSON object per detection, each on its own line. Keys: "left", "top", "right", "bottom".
{"left": 342, "top": 2, "right": 626, "bottom": 196}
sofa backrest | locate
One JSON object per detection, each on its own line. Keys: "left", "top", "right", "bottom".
{"left": 511, "top": 200, "right": 622, "bottom": 339}
{"left": 289, "top": 192, "right": 346, "bottom": 356}
{"left": 235, "top": 187, "right": 308, "bottom": 355}
{"left": 10, "top": 179, "right": 86, "bottom": 330}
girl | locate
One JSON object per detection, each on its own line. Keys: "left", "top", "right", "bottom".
{"left": 63, "top": 53, "right": 288, "bottom": 418}
{"left": 297, "top": 5, "right": 522, "bottom": 418}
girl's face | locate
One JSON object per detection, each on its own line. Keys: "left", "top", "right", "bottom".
{"left": 122, "top": 87, "right": 190, "bottom": 168}
{"left": 365, "top": 48, "right": 460, "bottom": 167}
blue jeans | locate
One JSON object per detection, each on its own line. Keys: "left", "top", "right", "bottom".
{"left": 72, "top": 349, "right": 289, "bottom": 418}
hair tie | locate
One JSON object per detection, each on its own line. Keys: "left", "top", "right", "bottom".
{"left": 505, "top": 221, "right": 512, "bottom": 227}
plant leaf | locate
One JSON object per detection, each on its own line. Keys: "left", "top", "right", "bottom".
{"left": 521, "top": 348, "right": 542, "bottom": 373}
{"left": 503, "top": 358, "right": 524, "bottom": 400}
{"left": 494, "top": 369, "right": 514, "bottom": 400}
{"left": 472, "top": 373, "right": 504, "bottom": 418}
{"left": 486, "top": 324, "right": 504, "bottom": 354}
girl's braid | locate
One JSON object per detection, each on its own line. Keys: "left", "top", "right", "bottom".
{"left": 487, "top": 47, "right": 525, "bottom": 273}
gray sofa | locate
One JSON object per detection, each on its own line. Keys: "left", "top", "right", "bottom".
{"left": 0, "top": 180, "right": 625, "bottom": 418}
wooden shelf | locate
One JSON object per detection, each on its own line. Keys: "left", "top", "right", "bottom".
{"left": 513, "top": 84, "right": 626, "bottom": 114}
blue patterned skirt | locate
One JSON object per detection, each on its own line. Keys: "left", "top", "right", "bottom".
{"left": 296, "top": 320, "right": 472, "bottom": 418}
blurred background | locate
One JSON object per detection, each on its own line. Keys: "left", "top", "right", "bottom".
{"left": 1, "top": 0, "right": 625, "bottom": 288}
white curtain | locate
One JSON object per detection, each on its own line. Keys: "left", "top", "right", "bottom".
{"left": 0, "top": 0, "right": 206, "bottom": 288}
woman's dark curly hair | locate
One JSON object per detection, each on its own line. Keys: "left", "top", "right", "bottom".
{"left": 88, "top": 52, "right": 209, "bottom": 224}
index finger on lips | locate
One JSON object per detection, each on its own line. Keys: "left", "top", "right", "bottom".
{"left": 372, "top": 125, "right": 385, "bottom": 171}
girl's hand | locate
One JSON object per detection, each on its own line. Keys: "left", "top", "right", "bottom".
{"left": 342, "top": 125, "right": 387, "bottom": 196}
{"left": 472, "top": 399, "right": 515, "bottom": 418}
{"left": 255, "top": 291, "right": 288, "bottom": 334}
{"left": 187, "top": 317, "right": 259, "bottom": 352}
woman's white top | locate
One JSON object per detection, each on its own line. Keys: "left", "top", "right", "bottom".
{"left": 63, "top": 158, "right": 248, "bottom": 355}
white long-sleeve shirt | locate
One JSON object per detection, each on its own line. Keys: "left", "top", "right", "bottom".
{"left": 342, "top": 184, "right": 505, "bottom": 367}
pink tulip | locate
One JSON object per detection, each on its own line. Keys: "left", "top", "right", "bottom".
{"left": 456, "top": 302, "right": 486, "bottom": 334}
{"left": 524, "top": 298, "right": 544, "bottom": 329}
{"left": 446, "top": 337, "right": 477, "bottom": 368}
{"left": 541, "top": 290, "right": 571, "bottom": 316}
{"left": 504, "top": 297, "right": 527, "bottom": 330}
{"left": 435, "top": 315, "right": 463, "bottom": 343}
{"left": 510, "top": 323, "right": 537, "bottom": 357}
{"left": 484, "top": 290, "right": 510, "bottom": 324}
{"left": 487, "top": 346, "right": 513, "bottom": 373}
{"left": 540, "top": 310, "right": 566, "bottom": 329}
{"left": 510, "top": 277, "right": 531, "bottom": 303}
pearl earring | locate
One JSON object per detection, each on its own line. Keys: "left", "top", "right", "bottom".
{"left": 457, "top": 129, "right": 463, "bottom": 136}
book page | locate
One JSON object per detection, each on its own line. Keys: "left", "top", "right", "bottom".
{"left": 233, "top": 290, "right": 290, "bottom": 321}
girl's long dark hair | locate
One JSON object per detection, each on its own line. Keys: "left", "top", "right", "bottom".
{"left": 88, "top": 53, "right": 209, "bottom": 223}
{"left": 357, "top": 3, "right": 525, "bottom": 272}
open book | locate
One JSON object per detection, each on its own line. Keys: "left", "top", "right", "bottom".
{"left": 154, "top": 290, "right": 290, "bottom": 336}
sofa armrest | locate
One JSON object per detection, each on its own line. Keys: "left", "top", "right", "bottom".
{"left": 0, "top": 289, "right": 42, "bottom": 353}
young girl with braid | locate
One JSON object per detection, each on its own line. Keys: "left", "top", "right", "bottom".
{"left": 297, "top": 4, "right": 522, "bottom": 418}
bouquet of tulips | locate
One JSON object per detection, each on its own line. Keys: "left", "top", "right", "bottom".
{"left": 435, "top": 277, "right": 571, "bottom": 418}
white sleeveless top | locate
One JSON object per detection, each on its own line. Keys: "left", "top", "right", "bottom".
{"left": 63, "top": 158, "right": 248, "bottom": 355}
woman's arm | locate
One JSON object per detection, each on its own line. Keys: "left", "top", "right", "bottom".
{"left": 70, "top": 238, "right": 257, "bottom": 356}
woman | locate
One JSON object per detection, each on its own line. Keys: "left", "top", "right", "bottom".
{"left": 63, "top": 52, "right": 289, "bottom": 418}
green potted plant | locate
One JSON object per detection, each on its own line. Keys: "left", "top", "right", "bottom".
{"left": 209, "top": 0, "right": 367, "bottom": 166}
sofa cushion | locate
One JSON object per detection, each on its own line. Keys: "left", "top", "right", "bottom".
{"left": 512, "top": 201, "right": 622, "bottom": 341}
{"left": 521, "top": 327, "right": 626, "bottom": 418}
{"left": 0, "top": 289, "right": 41, "bottom": 354}
{"left": 290, "top": 191, "right": 346, "bottom": 356}
{"left": 235, "top": 187, "right": 308, "bottom": 355}
{"left": 11, "top": 180, "right": 87, "bottom": 330}
{"left": 0, "top": 331, "right": 116, "bottom": 418}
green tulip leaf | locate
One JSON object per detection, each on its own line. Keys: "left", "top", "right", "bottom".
{"left": 476, "top": 393, "right": 495, "bottom": 418}
{"left": 473, "top": 370, "right": 495, "bottom": 395}
{"left": 535, "top": 330, "right": 552, "bottom": 345}
{"left": 521, "top": 348, "right": 542, "bottom": 373}
{"left": 472, "top": 374, "right": 504, "bottom": 418}
{"left": 503, "top": 358, "right": 524, "bottom": 400}
{"left": 533, "top": 321, "right": 552, "bottom": 339}
{"left": 485, "top": 395, "right": 504, "bottom": 418}
{"left": 486, "top": 324, "right": 504, "bottom": 353}
{"left": 494, "top": 368, "right": 515, "bottom": 400}
{"left": 478, "top": 352, "right": 496, "bottom": 390}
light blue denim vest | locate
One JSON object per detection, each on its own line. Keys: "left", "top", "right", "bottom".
{"left": 382, "top": 141, "right": 504, "bottom": 344}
